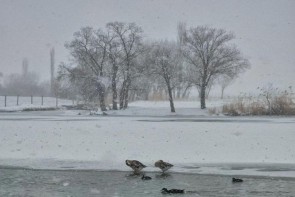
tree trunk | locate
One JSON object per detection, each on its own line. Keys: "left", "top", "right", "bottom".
{"left": 167, "top": 86, "right": 175, "bottom": 112}
{"left": 98, "top": 83, "right": 107, "bottom": 111}
{"left": 123, "top": 89, "right": 129, "bottom": 109}
{"left": 99, "top": 93, "right": 107, "bottom": 111}
{"left": 165, "top": 79, "right": 176, "bottom": 112}
{"left": 112, "top": 78, "right": 118, "bottom": 110}
{"left": 119, "top": 80, "right": 128, "bottom": 109}
{"left": 96, "top": 69, "right": 107, "bottom": 111}
{"left": 123, "top": 80, "right": 130, "bottom": 109}
{"left": 111, "top": 64, "right": 119, "bottom": 110}
{"left": 197, "top": 87, "right": 201, "bottom": 98}
{"left": 119, "top": 86, "right": 125, "bottom": 109}
{"left": 200, "top": 84, "right": 206, "bottom": 109}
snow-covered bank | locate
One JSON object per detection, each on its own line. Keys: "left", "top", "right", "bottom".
{"left": 0, "top": 105, "right": 295, "bottom": 177}
{"left": 91, "top": 99, "right": 230, "bottom": 117}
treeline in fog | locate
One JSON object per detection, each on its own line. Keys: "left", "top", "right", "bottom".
{"left": 0, "top": 59, "right": 51, "bottom": 97}
{"left": 0, "top": 22, "right": 250, "bottom": 112}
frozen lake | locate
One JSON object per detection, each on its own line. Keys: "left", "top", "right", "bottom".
{"left": 0, "top": 107, "right": 295, "bottom": 196}
{"left": 0, "top": 110, "right": 295, "bottom": 176}
{"left": 1, "top": 167, "right": 294, "bottom": 197}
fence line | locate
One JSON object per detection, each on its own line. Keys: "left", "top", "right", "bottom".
{"left": 0, "top": 95, "right": 74, "bottom": 108}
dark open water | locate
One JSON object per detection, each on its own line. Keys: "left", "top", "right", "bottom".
{"left": 0, "top": 168, "right": 294, "bottom": 197}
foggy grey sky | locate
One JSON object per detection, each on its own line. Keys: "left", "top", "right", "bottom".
{"left": 0, "top": 0, "right": 294, "bottom": 94}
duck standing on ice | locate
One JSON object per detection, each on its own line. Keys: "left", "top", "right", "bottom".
{"left": 125, "top": 160, "right": 146, "bottom": 173}
{"left": 155, "top": 160, "right": 173, "bottom": 173}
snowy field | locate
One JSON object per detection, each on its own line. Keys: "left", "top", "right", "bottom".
{"left": 0, "top": 100, "right": 295, "bottom": 178}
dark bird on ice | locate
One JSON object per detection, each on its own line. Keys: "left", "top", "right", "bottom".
{"left": 141, "top": 175, "right": 152, "bottom": 180}
{"left": 161, "top": 188, "right": 184, "bottom": 194}
{"left": 125, "top": 160, "right": 146, "bottom": 173}
{"left": 155, "top": 160, "right": 173, "bottom": 172}
{"left": 232, "top": 177, "right": 244, "bottom": 183}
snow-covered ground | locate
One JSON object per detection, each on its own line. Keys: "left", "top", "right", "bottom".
{"left": 0, "top": 100, "right": 295, "bottom": 178}
{"left": 91, "top": 99, "right": 230, "bottom": 117}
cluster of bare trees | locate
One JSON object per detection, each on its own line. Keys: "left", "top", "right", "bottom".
{"left": 58, "top": 22, "right": 250, "bottom": 112}
{"left": 58, "top": 22, "right": 144, "bottom": 111}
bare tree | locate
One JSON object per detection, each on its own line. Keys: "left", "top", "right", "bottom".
{"left": 149, "top": 41, "right": 181, "bottom": 112}
{"left": 181, "top": 26, "right": 250, "bottom": 109}
{"left": 65, "top": 27, "right": 110, "bottom": 111}
{"left": 106, "top": 35, "right": 122, "bottom": 110}
{"left": 106, "top": 22, "right": 144, "bottom": 109}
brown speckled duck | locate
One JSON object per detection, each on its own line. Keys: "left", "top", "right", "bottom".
{"left": 155, "top": 160, "right": 173, "bottom": 172}
{"left": 125, "top": 160, "right": 146, "bottom": 173}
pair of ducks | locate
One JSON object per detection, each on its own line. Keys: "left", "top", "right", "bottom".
{"left": 125, "top": 159, "right": 173, "bottom": 173}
